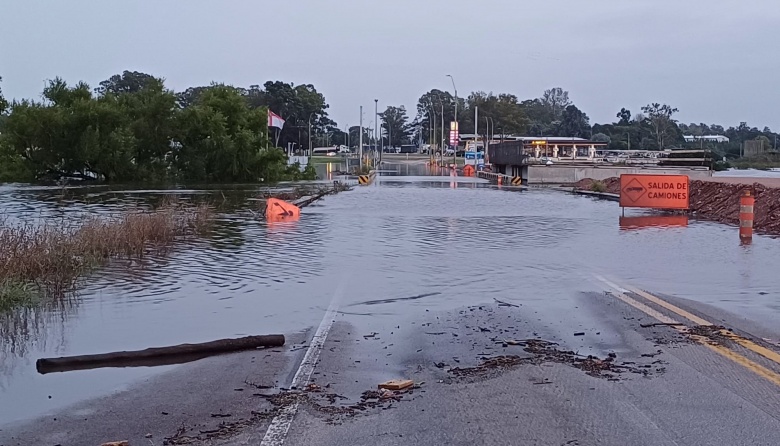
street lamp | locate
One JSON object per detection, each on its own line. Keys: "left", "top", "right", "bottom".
{"left": 375, "top": 99, "right": 380, "bottom": 164}
{"left": 308, "top": 113, "right": 316, "bottom": 158}
{"left": 446, "top": 74, "right": 458, "bottom": 164}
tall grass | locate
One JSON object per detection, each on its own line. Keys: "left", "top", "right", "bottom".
{"left": 0, "top": 202, "right": 213, "bottom": 309}
{"left": 590, "top": 181, "right": 607, "bottom": 193}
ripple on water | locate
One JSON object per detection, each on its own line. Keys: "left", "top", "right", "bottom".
{"left": 4, "top": 177, "right": 780, "bottom": 424}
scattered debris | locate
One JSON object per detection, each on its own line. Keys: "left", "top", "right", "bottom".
{"left": 573, "top": 332, "right": 585, "bottom": 336}
{"left": 494, "top": 298, "right": 520, "bottom": 308}
{"left": 449, "top": 339, "right": 659, "bottom": 381}
{"left": 101, "top": 442, "right": 129, "bottom": 446}
{"left": 640, "top": 322, "right": 685, "bottom": 328}
{"left": 378, "top": 379, "right": 414, "bottom": 391}
{"left": 688, "top": 325, "right": 731, "bottom": 344}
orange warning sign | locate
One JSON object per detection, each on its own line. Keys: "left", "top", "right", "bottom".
{"left": 266, "top": 198, "right": 300, "bottom": 222}
{"left": 619, "top": 174, "right": 689, "bottom": 210}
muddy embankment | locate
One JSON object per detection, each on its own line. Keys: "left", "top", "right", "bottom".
{"left": 574, "top": 178, "right": 780, "bottom": 235}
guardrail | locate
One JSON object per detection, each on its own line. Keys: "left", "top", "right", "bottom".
{"left": 477, "top": 171, "right": 523, "bottom": 186}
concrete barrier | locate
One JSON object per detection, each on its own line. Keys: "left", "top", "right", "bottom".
{"left": 526, "top": 165, "right": 711, "bottom": 185}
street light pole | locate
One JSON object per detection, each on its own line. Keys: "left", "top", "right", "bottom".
{"left": 374, "top": 99, "right": 379, "bottom": 166}
{"left": 359, "top": 106, "right": 363, "bottom": 170}
{"left": 447, "top": 74, "right": 458, "bottom": 164}
{"left": 474, "top": 105, "right": 478, "bottom": 151}
{"left": 485, "top": 116, "right": 491, "bottom": 165}
{"left": 440, "top": 101, "right": 445, "bottom": 167}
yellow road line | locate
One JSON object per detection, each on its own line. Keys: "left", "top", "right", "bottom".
{"left": 595, "top": 276, "right": 780, "bottom": 387}
{"left": 624, "top": 285, "right": 712, "bottom": 326}
{"left": 693, "top": 335, "right": 780, "bottom": 387}
{"left": 623, "top": 284, "right": 780, "bottom": 367}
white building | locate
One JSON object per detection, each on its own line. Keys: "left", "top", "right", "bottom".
{"left": 683, "top": 135, "right": 729, "bottom": 143}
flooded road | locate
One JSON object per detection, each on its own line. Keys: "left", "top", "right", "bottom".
{"left": 2, "top": 164, "right": 780, "bottom": 425}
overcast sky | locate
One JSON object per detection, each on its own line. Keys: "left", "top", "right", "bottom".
{"left": 2, "top": 1, "right": 779, "bottom": 131}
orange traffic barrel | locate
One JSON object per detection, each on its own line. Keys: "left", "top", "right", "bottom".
{"left": 739, "top": 189, "right": 754, "bottom": 241}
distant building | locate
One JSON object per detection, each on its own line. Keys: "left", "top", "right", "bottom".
{"left": 683, "top": 135, "right": 729, "bottom": 143}
{"left": 743, "top": 140, "right": 766, "bottom": 157}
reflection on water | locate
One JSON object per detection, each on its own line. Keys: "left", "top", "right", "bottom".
{"left": 3, "top": 169, "right": 780, "bottom": 424}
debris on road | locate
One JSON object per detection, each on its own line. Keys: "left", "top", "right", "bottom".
{"left": 494, "top": 298, "right": 520, "bottom": 307}
{"left": 36, "top": 334, "right": 285, "bottom": 374}
{"left": 101, "top": 442, "right": 129, "bottom": 446}
{"left": 573, "top": 332, "right": 585, "bottom": 336}
{"left": 688, "top": 325, "right": 731, "bottom": 344}
{"left": 640, "top": 322, "right": 685, "bottom": 328}
{"left": 378, "top": 379, "right": 414, "bottom": 391}
{"left": 449, "top": 339, "right": 659, "bottom": 381}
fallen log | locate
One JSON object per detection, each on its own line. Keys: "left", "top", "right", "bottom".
{"left": 36, "top": 334, "right": 285, "bottom": 375}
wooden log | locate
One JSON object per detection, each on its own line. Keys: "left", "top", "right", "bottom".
{"left": 36, "top": 334, "right": 285, "bottom": 375}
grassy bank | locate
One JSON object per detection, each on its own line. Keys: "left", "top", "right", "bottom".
{"left": 0, "top": 201, "right": 213, "bottom": 311}
{"left": 724, "top": 153, "right": 780, "bottom": 170}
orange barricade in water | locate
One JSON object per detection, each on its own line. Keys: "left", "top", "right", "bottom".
{"left": 463, "top": 165, "right": 475, "bottom": 177}
{"left": 266, "top": 198, "right": 300, "bottom": 222}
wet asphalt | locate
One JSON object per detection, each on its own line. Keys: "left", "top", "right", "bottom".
{"left": 5, "top": 289, "right": 780, "bottom": 445}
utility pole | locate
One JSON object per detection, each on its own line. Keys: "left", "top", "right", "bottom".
{"left": 308, "top": 116, "right": 312, "bottom": 158}
{"left": 447, "top": 74, "right": 458, "bottom": 164}
{"left": 374, "top": 99, "right": 379, "bottom": 165}
{"left": 441, "top": 102, "right": 445, "bottom": 167}
{"left": 474, "top": 105, "right": 479, "bottom": 152}
{"left": 485, "top": 116, "right": 491, "bottom": 165}
{"left": 359, "top": 106, "right": 363, "bottom": 170}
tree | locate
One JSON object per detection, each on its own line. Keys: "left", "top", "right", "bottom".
{"left": 556, "top": 105, "right": 590, "bottom": 137}
{"left": 251, "top": 81, "right": 335, "bottom": 150}
{"left": 616, "top": 108, "right": 632, "bottom": 126}
{"left": 468, "top": 92, "right": 528, "bottom": 136}
{"left": 176, "top": 85, "right": 215, "bottom": 108}
{"left": 592, "top": 133, "right": 611, "bottom": 143}
{"left": 640, "top": 103, "right": 679, "bottom": 149}
{"left": 174, "top": 84, "right": 275, "bottom": 182}
{"left": 379, "top": 106, "right": 411, "bottom": 147}
{"left": 540, "top": 87, "right": 571, "bottom": 121}
{"left": 96, "top": 71, "right": 158, "bottom": 96}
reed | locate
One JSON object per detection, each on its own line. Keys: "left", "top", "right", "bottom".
{"left": 0, "top": 202, "right": 214, "bottom": 309}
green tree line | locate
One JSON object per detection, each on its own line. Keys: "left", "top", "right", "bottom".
{"left": 0, "top": 71, "right": 321, "bottom": 183}
{"left": 401, "top": 86, "right": 778, "bottom": 159}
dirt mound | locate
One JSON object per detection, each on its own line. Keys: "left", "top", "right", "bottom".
{"left": 690, "top": 180, "right": 780, "bottom": 233}
{"left": 573, "top": 178, "right": 620, "bottom": 194}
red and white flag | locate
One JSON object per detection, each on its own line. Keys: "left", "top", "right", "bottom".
{"left": 268, "top": 111, "right": 286, "bottom": 129}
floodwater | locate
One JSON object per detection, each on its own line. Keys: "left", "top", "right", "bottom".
{"left": 714, "top": 168, "right": 780, "bottom": 178}
{"left": 2, "top": 163, "right": 780, "bottom": 424}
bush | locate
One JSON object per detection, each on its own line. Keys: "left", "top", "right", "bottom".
{"left": 590, "top": 181, "right": 607, "bottom": 193}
